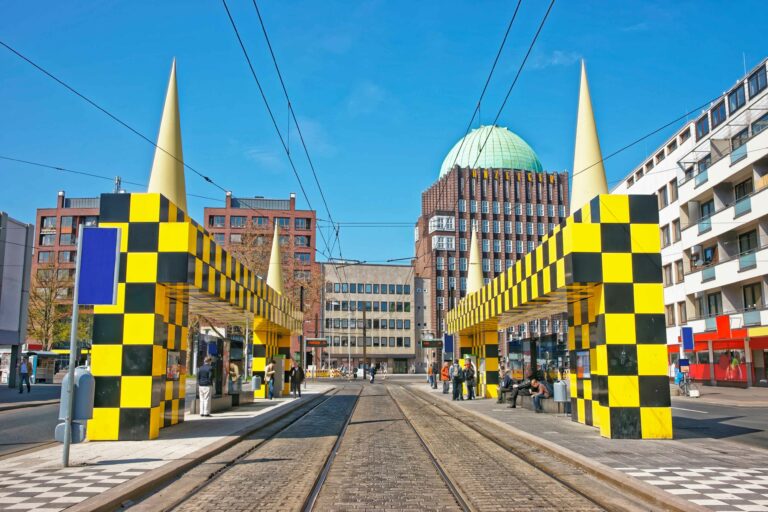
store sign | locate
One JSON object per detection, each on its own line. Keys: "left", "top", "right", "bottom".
{"left": 77, "top": 227, "right": 120, "bottom": 306}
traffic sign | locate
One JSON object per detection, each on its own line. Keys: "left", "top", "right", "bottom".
{"left": 679, "top": 358, "right": 690, "bottom": 373}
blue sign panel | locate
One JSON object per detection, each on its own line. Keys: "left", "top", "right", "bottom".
{"left": 443, "top": 334, "right": 454, "bottom": 354}
{"left": 78, "top": 228, "right": 120, "bottom": 306}
{"left": 681, "top": 326, "right": 694, "bottom": 351}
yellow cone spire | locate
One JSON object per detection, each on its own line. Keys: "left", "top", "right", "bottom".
{"left": 147, "top": 59, "right": 187, "bottom": 211}
{"left": 571, "top": 60, "right": 608, "bottom": 212}
{"left": 467, "top": 229, "right": 483, "bottom": 295}
{"left": 267, "top": 223, "right": 284, "bottom": 295}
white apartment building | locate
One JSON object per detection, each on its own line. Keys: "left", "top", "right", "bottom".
{"left": 614, "top": 58, "right": 768, "bottom": 388}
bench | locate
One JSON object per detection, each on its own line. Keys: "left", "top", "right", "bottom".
{"left": 498, "top": 390, "right": 569, "bottom": 414}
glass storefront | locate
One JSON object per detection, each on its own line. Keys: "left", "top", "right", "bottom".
{"left": 506, "top": 334, "right": 566, "bottom": 381}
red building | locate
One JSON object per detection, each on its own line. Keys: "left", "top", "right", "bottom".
{"left": 203, "top": 192, "right": 320, "bottom": 354}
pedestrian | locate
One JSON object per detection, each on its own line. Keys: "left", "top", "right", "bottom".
{"left": 507, "top": 375, "right": 533, "bottom": 409}
{"left": 18, "top": 356, "right": 31, "bottom": 394}
{"left": 265, "top": 358, "right": 276, "bottom": 399}
{"left": 290, "top": 361, "right": 304, "bottom": 398}
{"left": 197, "top": 356, "right": 214, "bottom": 417}
{"left": 427, "top": 363, "right": 434, "bottom": 388}
{"left": 497, "top": 370, "right": 513, "bottom": 404}
{"left": 450, "top": 359, "right": 464, "bottom": 401}
{"left": 440, "top": 361, "right": 450, "bottom": 394}
{"left": 530, "top": 378, "right": 552, "bottom": 413}
{"left": 464, "top": 361, "right": 476, "bottom": 400}
{"left": 431, "top": 360, "right": 439, "bottom": 389}
{"left": 369, "top": 363, "right": 377, "bottom": 384}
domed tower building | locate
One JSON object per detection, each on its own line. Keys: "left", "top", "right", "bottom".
{"left": 414, "top": 125, "right": 570, "bottom": 375}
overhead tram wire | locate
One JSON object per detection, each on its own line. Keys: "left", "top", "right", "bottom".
{"left": 250, "top": 0, "right": 335, "bottom": 227}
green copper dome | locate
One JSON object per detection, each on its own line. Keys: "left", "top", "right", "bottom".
{"left": 439, "top": 125, "right": 543, "bottom": 177}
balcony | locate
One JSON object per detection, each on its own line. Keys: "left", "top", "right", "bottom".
{"left": 739, "top": 251, "right": 756, "bottom": 271}
{"left": 695, "top": 169, "right": 709, "bottom": 188}
{"left": 734, "top": 195, "right": 752, "bottom": 217}
{"left": 731, "top": 144, "right": 747, "bottom": 164}
{"left": 685, "top": 245, "right": 768, "bottom": 295}
{"left": 702, "top": 266, "right": 716, "bottom": 282}
{"left": 743, "top": 309, "right": 761, "bottom": 326}
{"left": 698, "top": 216, "right": 712, "bottom": 234}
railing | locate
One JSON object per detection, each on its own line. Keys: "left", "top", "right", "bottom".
{"left": 731, "top": 144, "right": 748, "bottom": 164}
{"left": 698, "top": 216, "right": 712, "bottom": 234}
{"left": 739, "top": 251, "right": 757, "bottom": 270}
{"left": 704, "top": 317, "right": 716, "bottom": 330}
{"left": 695, "top": 169, "right": 709, "bottom": 187}
{"left": 702, "top": 266, "right": 716, "bottom": 282}
{"left": 734, "top": 195, "right": 752, "bottom": 217}
{"left": 743, "top": 309, "right": 761, "bottom": 326}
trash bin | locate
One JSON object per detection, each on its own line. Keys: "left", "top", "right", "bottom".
{"left": 553, "top": 380, "right": 570, "bottom": 415}
{"left": 251, "top": 376, "right": 262, "bottom": 396}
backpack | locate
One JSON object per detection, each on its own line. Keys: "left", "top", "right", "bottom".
{"left": 453, "top": 366, "right": 464, "bottom": 381}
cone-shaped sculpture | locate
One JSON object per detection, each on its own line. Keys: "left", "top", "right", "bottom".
{"left": 147, "top": 59, "right": 187, "bottom": 211}
{"left": 267, "top": 223, "right": 284, "bottom": 295}
{"left": 570, "top": 60, "right": 608, "bottom": 212}
{"left": 467, "top": 229, "right": 484, "bottom": 295}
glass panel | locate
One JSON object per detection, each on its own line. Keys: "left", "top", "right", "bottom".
{"left": 739, "top": 252, "right": 756, "bottom": 270}
{"left": 695, "top": 169, "right": 708, "bottom": 187}
{"left": 698, "top": 217, "right": 711, "bottom": 234}
{"left": 734, "top": 196, "right": 751, "bottom": 217}
{"left": 704, "top": 317, "right": 716, "bottom": 331}
{"left": 743, "top": 310, "right": 761, "bottom": 326}
{"left": 702, "top": 266, "right": 716, "bottom": 282}
{"left": 731, "top": 144, "right": 747, "bottom": 164}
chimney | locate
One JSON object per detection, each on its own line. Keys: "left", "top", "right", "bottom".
{"left": 226, "top": 190, "right": 232, "bottom": 208}
{"left": 289, "top": 192, "right": 296, "bottom": 210}
{"left": 57, "top": 190, "right": 65, "bottom": 209}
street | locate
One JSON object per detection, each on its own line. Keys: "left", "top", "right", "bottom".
{"left": 672, "top": 399, "right": 768, "bottom": 451}
{"left": 0, "top": 403, "right": 58, "bottom": 458}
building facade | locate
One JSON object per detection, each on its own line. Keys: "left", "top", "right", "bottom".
{"left": 203, "top": 192, "right": 320, "bottom": 349}
{"left": 414, "top": 126, "right": 570, "bottom": 374}
{"left": 613, "top": 58, "right": 768, "bottom": 387}
{"left": 321, "top": 263, "right": 416, "bottom": 373}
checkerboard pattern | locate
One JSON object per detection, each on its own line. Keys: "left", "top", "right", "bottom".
{"left": 446, "top": 194, "right": 672, "bottom": 439}
{"left": 617, "top": 466, "right": 768, "bottom": 511}
{"left": 0, "top": 466, "right": 147, "bottom": 511}
{"left": 89, "top": 193, "right": 302, "bottom": 440}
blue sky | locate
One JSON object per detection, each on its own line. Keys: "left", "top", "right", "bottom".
{"left": 2, "top": 1, "right": 767, "bottom": 262}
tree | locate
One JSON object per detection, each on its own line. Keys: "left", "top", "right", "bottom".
{"left": 27, "top": 264, "right": 92, "bottom": 351}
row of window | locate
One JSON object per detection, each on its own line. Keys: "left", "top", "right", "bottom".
{"left": 327, "top": 282, "right": 411, "bottom": 295}
{"left": 324, "top": 318, "right": 412, "bottom": 330}
{"left": 37, "top": 250, "right": 76, "bottom": 264}
{"left": 325, "top": 300, "right": 411, "bottom": 313}
{"left": 660, "top": 219, "right": 681, "bottom": 248}
{"left": 208, "top": 215, "right": 312, "bottom": 230}
{"left": 662, "top": 260, "right": 685, "bottom": 287}
{"left": 680, "top": 282, "right": 764, "bottom": 327}
{"left": 696, "top": 65, "right": 767, "bottom": 141}
{"left": 36, "top": 268, "right": 75, "bottom": 281}
{"left": 436, "top": 237, "right": 540, "bottom": 254}
{"left": 213, "top": 232, "right": 310, "bottom": 247}
{"left": 455, "top": 219, "right": 559, "bottom": 235}
{"left": 458, "top": 200, "right": 566, "bottom": 218}
{"left": 326, "top": 336, "right": 411, "bottom": 348}
{"left": 690, "top": 112, "right": 768, "bottom": 178}
{"left": 627, "top": 127, "right": 690, "bottom": 187}
{"left": 656, "top": 178, "right": 679, "bottom": 209}
{"left": 40, "top": 233, "right": 77, "bottom": 247}
{"left": 458, "top": 172, "right": 564, "bottom": 205}
{"left": 40, "top": 215, "right": 98, "bottom": 230}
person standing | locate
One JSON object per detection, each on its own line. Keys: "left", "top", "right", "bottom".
{"left": 18, "top": 356, "right": 31, "bottom": 394}
{"left": 440, "top": 361, "right": 450, "bottom": 394}
{"left": 265, "top": 359, "right": 276, "bottom": 399}
{"left": 197, "top": 356, "right": 214, "bottom": 417}
{"left": 369, "top": 363, "right": 377, "bottom": 384}
{"left": 464, "top": 361, "right": 476, "bottom": 400}
{"left": 430, "top": 360, "right": 439, "bottom": 389}
{"left": 450, "top": 360, "right": 464, "bottom": 401}
{"left": 427, "top": 363, "right": 434, "bottom": 388}
{"left": 290, "top": 361, "right": 304, "bottom": 398}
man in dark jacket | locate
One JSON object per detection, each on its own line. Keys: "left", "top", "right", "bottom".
{"left": 497, "top": 370, "right": 514, "bottom": 404}
{"left": 464, "top": 361, "right": 476, "bottom": 400}
{"left": 290, "top": 362, "right": 304, "bottom": 398}
{"left": 198, "top": 356, "right": 214, "bottom": 417}
{"left": 430, "top": 361, "right": 439, "bottom": 389}
{"left": 450, "top": 360, "right": 464, "bottom": 401}
{"left": 507, "top": 375, "right": 534, "bottom": 409}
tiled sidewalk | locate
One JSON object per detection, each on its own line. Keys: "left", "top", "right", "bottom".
{"left": 0, "top": 384, "right": 334, "bottom": 512}
{"left": 414, "top": 384, "right": 768, "bottom": 512}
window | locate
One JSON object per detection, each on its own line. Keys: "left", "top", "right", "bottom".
{"left": 334, "top": 283, "right": 340, "bottom": 293}
{"left": 350, "top": 283, "right": 357, "bottom": 293}
{"left": 679, "top": 127, "right": 691, "bottom": 143}
{"left": 663, "top": 264, "right": 672, "bottom": 287}
{"left": 459, "top": 219, "right": 467, "bottom": 232}
{"left": 753, "top": 112, "right": 768, "bottom": 136}
{"left": 665, "top": 304, "right": 675, "bottom": 327}
{"left": 396, "top": 284, "right": 403, "bottom": 294}
{"left": 559, "top": 205, "right": 565, "bottom": 217}
{"left": 389, "top": 284, "right": 396, "bottom": 294}
{"left": 459, "top": 257, "right": 467, "bottom": 271}
{"left": 436, "top": 277, "right": 444, "bottom": 290}
{"left": 41, "top": 216, "right": 56, "bottom": 229}
{"left": 294, "top": 270, "right": 311, "bottom": 280}
{"left": 702, "top": 245, "right": 717, "bottom": 265}
{"left": 295, "top": 218, "right": 311, "bottom": 230}
{"left": 275, "top": 217, "right": 290, "bottom": 227}
{"left": 294, "top": 252, "right": 310, "bottom": 264}
{"left": 494, "top": 259, "right": 502, "bottom": 273}
{"left": 515, "top": 204, "right": 522, "bottom": 215}
{"left": 210, "top": 215, "right": 225, "bottom": 228}
{"left": 61, "top": 216, "right": 73, "bottom": 228}
{"left": 728, "top": 85, "right": 746, "bottom": 114}
{"left": 253, "top": 216, "right": 268, "bottom": 227}
{"left": 279, "top": 235, "right": 289, "bottom": 246}
{"left": 448, "top": 277, "right": 456, "bottom": 290}
{"left": 482, "top": 239, "right": 489, "bottom": 252}
{"left": 672, "top": 219, "right": 681, "bottom": 242}
{"left": 748, "top": 66, "right": 767, "bottom": 98}
{"left": 674, "top": 260, "right": 684, "bottom": 283}
{"left": 547, "top": 204, "right": 555, "bottom": 217}
{"left": 515, "top": 222, "right": 523, "bottom": 235}
{"left": 59, "top": 233, "right": 75, "bottom": 246}
{"left": 460, "top": 277, "right": 466, "bottom": 290}
{"left": 700, "top": 199, "right": 714, "bottom": 220}
{"left": 493, "top": 239, "right": 501, "bottom": 253}
{"left": 658, "top": 186, "right": 669, "bottom": 209}
{"left": 537, "top": 204, "right": 544, "bottom": 216}
{"left": 470, "top": 200, "right": 477, "bottom": 213}
{"left": 482, "top": 220, "right": 489, "bottom": 233}
{"left": 436, "top": 256, "right": 444, "bottom": 270}
{"left": 504, "top": 202, "right": 511, "bottom": 215}
{"left": 707, "top": 292, "right": 722, "bottom": 317}
{"left": 667, "top": 139, "right": 678, "bottom": 154}
{"left": 493, "top": 221, "right": 500, "bottom": 234}
{"left": 230, "top": 216, "right": 246, "bottom": 228}
{"left": 59, "top": 251, "right": 75, "bottom": 263}
{"left": 213, "top": 233, "right": 225, "bottom": 244}
{"left": 711, "top": 101, "right": 727, "bottom": 129}
{"left": 669, "top": 179, "right": 678, "bottom": 203}
{"left": 696, "top": 115, "right": 710, "bottom": 140}
{"left": 504, "top": 221, "right": 512, "bottom": 234}
{"left": 537, "top": 223, "right": 544, "bottom": 236}
{"left": 516, "top": 240, "right": 523, "bottom": 254}
{"left": 526, "top": 223, "right": 533, "bottom": 236}
{"left": 458, "top": 199, "right": 466, "bottom": 213}
{"left": 229, "top": 233, "right": 242, "bottom": 244}
{"left": 660, "top": 225, "right": 670, "bottom": 248}
{"left": 732, "top": 128, "right": 749, "bottom": 151}
{"left": 734, "top": 178, "right": 753, "bottom": 200}
{"left": 677, "top": 302, "right": 687, "bottom": 324}
{"left": 743, "top": 283, "right": 763, "bottom": 311}
{"left": 37, "top": 251, "right": 52, "bottom": 263}
{"left": 505, "top": 240, "right": 512, "bottom": 253}
{"left": 526, "top": 204, "right": 533, "bottom": 216}
{"left": 738, "top": 230, "right": 758, "bottom": 255}
{"left": 627, "top": 176, "right": 634, "bottom": 188}
{"left": 527, "top": 241, "right": 534, "bottom": 252}
{"left": 481, "top": 200, "right": 489, "bottom": 213}
{"left": 365, "top": 284, "right": 372, "bottom": 294}
{"left": 295, "top": 235, "right": 310, "bottom": 247}
{"left": 459, "top": 238, "right": 467, "bottom": 251}
{"left": 40, "top": 234, "right": 55, "bottom": 246}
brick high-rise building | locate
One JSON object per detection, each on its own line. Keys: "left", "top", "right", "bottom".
{"left": 414, "top": 125, "right": 570, "bottom": 366}
{"left": 203, "top": 192, "right": 320, "bottom": 353}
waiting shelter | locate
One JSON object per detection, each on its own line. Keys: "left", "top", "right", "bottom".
{"left": 87, "top": 61, "right": 303, "bottom": 441}
{"left": 446, "top": 62, "right": 672, "bottom": 439}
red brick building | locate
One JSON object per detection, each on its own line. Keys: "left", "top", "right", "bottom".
{"left": 203, "top": 192, "right": 320, "bottom": 353}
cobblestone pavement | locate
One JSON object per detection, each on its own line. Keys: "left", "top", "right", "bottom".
{"left": 312, "top": 384, "right": 462, "bottom": 511}
{"left": 173, "top": 386, "right": 360, "bottom": 512}
{"left": 388, "top": 385, "right": 604, "bottom": 512}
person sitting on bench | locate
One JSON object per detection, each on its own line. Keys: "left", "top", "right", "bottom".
{"left": 530, "top": 378, "right": 552, "bottom": 413}
{"left": 507, "top": 376, "right": 533, "bottom": 408}
{"left": 497, "top": 370, "right": 514, "bottom": 404}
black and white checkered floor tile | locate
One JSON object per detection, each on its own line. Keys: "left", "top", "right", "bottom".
{"left": 0, "top": 467, "right": 146, "bottom": 511}
{"left": 617, "top": 466, "right": 768, "bottom": 511}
